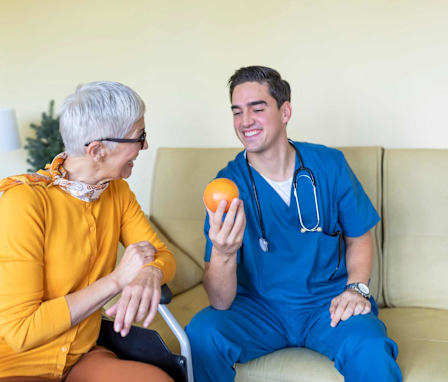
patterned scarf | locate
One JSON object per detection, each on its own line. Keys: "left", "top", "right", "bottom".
{"left": 0, "top": 153, "right": 109, "bottom": 202}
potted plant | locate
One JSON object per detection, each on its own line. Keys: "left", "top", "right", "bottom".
{"left": 24, "top": 100, "right": 64, "bottom": 172}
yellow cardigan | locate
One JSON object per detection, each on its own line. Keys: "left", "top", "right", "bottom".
{"left": 0, "top": 179, "right": 175, "bottom": 377}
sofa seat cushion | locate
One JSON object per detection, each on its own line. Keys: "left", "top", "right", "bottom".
{"left": 235, "top": 348, "right": 342, "bottom": 382}
{"left": 144, "top": 288, "right": 448, "bottom": 381}
{"left": 379, "top": 307, "right": 448, "bottom": 382}
{"left": 228, "top": 308, "right": 448, "bottom": 381}
{"left": 150, "top": 284, "right": 343, "bottom": 381}
{"left": 153, "top": 288, "right": 448, "bottom": 381}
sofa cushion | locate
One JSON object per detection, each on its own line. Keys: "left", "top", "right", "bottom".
{"left": 154, "top": 292, "right": 448, "bottom": 382}
{"left": 383, "top": 149, "right": 448, "bottom": 309}
{"left": 150, "top": 148, "right": 240, "bottom": 268}
{"left": 235, "top": 307, "right": 448, "bottom": 382}
{"left": 235, "top": 348, "right": 343, "bottom": 382}
{"left": 337, "top": 146, "right": 383, "bottom": 305}
{"left": 148, "top": 218, "right": 203, "bottom": 296}
{"left": 379, "top": 307, "right": 448, "bottom": 381}
{"left": 150, "top": 283, "right": 344, "bottom": 381}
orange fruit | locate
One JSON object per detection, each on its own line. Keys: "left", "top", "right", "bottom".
{"left": 203, "top": 178, "right": 239, "bottom": 212}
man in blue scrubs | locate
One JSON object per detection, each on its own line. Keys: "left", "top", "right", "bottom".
{"left": 186, "top": 66, "right": 402, "bottom": 382}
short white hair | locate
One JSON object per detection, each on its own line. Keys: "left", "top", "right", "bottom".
{"left": 59, "top": 81, "right": 146, "bottom": 156}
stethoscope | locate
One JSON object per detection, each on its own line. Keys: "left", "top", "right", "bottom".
{"left": 245, "top": 139, "right": 343, "bottom": 280}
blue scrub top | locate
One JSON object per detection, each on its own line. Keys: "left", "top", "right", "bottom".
{"left": 204, "top": 141, "right": 380, "bottom": 308}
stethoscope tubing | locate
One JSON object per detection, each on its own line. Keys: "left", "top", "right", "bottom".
{"left": 245, "top": 140, "right": 321, "bottom": 238}
{"left": 245, "top": 154, "right": 269, "bottom": 252}
{"left": 244, "top": 140, "right": 342, "bottom": 280}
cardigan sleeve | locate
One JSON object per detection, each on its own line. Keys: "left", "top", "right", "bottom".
{"left": 0, "top": 186, "right": 71, "bottom": 352}
{"left": 118, "top": 180, "right": 176, "bottom": 284}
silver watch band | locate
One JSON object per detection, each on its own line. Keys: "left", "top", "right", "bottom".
{"left": 344, "top": 282, "right": 370, "bottom": 298}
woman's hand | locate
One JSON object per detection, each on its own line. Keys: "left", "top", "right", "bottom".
{"left": 109, "top": 241, "right": 156, "bottom": 289}
{"left": 105, "top": 240, "right": 163, "bottom": 337}
{"left": 65, "top": 240, "right": 162, "bottom": 334}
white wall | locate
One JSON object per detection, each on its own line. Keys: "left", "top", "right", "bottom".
{"left": 1, "top": 0, "right": 447, "bottom": 213}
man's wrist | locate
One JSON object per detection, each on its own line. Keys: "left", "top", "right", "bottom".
{"left": 344, "top": 282, "right": 370, "bottom": 298}
{"left": 212, "top": 247, "right": 237, "bottom": 262}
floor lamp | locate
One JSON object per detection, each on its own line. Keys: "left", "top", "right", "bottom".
{"left": 0, "top": 108, "right": 21, "bottom": 152}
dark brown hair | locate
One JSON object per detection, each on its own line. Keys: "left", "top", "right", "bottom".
{"left": 228, "top": 66, "right": 291, "bottom": 108}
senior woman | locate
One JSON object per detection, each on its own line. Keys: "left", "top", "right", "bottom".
{"left": 0, "top": 82, "right": 175, "bottom": 381}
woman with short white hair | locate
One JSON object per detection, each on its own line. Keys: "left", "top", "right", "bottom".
{"left": 0, "top": 82, "right": 175, "bottom": 381}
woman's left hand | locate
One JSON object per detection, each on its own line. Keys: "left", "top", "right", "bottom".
{"left": 105, "top": 265, "right": 163, "bottom": 337}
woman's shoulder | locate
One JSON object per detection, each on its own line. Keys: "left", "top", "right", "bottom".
{"left": 0, "top": 183, "right": 46, "bottom": 204}
{"left": 109, "top": 179, "right": 132, "bottom": 193}
{"left": 107, "top": 179, "right": 137, "bottom": 206}
{"left": 0, "top": 184, "right": 49, "bottom": 223}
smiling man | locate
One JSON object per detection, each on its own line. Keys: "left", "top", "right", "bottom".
{"left": 186, "top": 66, "right": 402, "bottom": 382}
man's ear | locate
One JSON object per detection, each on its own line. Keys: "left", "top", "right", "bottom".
{"left": 85, "top": 142, "right": 105, "bottom": 162}
{"left": 281, "top": 101, "right": 292, "bottom": 124}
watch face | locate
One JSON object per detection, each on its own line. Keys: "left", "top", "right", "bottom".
{"left": 358, "top": 283, "right": 369, "bottom": 294}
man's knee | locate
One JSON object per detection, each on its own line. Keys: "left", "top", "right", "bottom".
{"left": 186, "top": 307, "right": 228, "bottom": 352}
{"left": 335, "top": 331, "right": 399, "bottom": 373}
{"left": 357, "top": 335, "right": 397, "bottom": 358}
{"left": 187, "top": 306, "right": 247, "bottom": 366}
{"left": 337, "top": 334, "right": 401, "bottom": 382}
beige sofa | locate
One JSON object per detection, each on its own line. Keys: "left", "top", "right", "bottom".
{"left": 144, "top": 146, "right": 448, "bottom": 381}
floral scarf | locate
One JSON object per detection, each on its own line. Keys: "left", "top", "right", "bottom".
{"left": 0, "top": 153, "right": 109, "bottom": 202}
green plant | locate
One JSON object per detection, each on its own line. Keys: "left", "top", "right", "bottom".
{"left": 24, "top": 100, "right": 64, "bottom": 172}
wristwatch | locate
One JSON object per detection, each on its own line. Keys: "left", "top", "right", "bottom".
{"left": 344, "top": 282, "right": 370, "bottom": 299}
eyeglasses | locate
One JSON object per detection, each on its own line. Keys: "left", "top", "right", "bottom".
{"left": 85, "top": 130, "right": 147, "bottom": 149}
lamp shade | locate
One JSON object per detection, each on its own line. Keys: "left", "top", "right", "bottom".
{"left": 0, "top": 108, "right": 20, "bottom": 152}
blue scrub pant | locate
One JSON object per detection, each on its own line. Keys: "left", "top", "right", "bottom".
{"left": 186, "top": 293, "right": 402, "bottom": 382}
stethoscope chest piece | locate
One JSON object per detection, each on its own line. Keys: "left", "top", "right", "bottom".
{"left": 259, "top": 237, "right": 269, "bottom": 252}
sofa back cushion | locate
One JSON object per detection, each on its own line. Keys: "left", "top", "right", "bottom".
{"left": 383, "top": 149, "right": 448, "bottom": 309}
{"left": 151, "top": 148, "right": 240, "bottom": 270}
{"left": 337, "top": 146, "right": 383, "bottom": 305}
{"left": 151, "top": 146, "right": 383, "bottom": 301}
